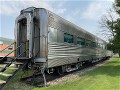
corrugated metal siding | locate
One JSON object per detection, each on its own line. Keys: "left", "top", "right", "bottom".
{"left": 47, "top": 42, "right": 98, "bottom": 68}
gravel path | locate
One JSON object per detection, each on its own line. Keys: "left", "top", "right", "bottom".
{"left": 47, "top": 59, "right": 110, "bottom": 86}
{"left": 25, "top": 59, "right": 110, "bottom": 86}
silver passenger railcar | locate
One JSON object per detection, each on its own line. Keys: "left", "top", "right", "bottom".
{"left": 15, "top": 7, "right": 111, "bottom": 74}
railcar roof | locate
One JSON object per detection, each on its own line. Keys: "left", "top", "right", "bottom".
{"left": 21, "top": 7, "right": 107, "bottom": 44}
{"left": 45, "top": 8, "right": 106, "bottom": 43}
{"left": 47, "top": 9, "right": 106, "bottom": 43}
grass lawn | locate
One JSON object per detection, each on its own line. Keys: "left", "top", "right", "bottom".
{"left": 1, "top": 57, "right": 120, "bottom": 90}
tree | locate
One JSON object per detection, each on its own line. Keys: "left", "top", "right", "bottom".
{"left": 100, "top": 0, "right": 120, "bottom": 57}
{"left": 114, "top": 0, "right": 120, "bottom": 15}
{"left": 113, "top": 0, "right": 120, "bottom": 56}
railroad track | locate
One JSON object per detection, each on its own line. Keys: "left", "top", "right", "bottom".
{"left": 20, "top": 58, "right": 109, "bottom": 87}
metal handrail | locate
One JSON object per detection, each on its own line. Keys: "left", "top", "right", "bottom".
{"left": 0, "top": 42, "right": 16, "bottom": 53}
{"left": 0, "top": 42, "right": 26, "bottom": 62}
{"left": 0, "top": 48, "right": 29, "bottom": 72}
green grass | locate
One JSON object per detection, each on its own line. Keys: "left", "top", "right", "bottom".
{"left": 1, "top": 58, "right": 120, "bottom": 90}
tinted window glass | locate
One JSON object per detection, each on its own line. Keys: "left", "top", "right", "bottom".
{"left": 91, "top": 42, "right": 97, "bottom": 48}
{"left": 86, "top": 40, "right": 91, "bottom": 47}
{"left": 64, "top": 33, "right": 73, "bottom": 43}
{"left": 77, "top": 37, "right": 85, "bottom": 47}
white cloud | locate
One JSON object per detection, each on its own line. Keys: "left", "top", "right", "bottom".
{"left": 83, "top": 0, "right": 114, "bottom": 2}
{"left": 55, "top": 8, "right": 66, "bottom": 14}
{"left": 0, "top": 0, "right": 66, "bottom": 16}
{"left": 110, "top": 0, "right": 114, "bottom": 2}
{"left": 52, "top": 2, "right": 66, "bottom": 14}
{"left": 81, "top": 2, "right": 113, "bottom": 20}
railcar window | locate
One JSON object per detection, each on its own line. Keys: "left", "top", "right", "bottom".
{"left": 85, "top": 40, "right": 91, "bottom": 47}
{"left": 64, "top": 33, "right": 73, "bottom": 43}
{"left": 48, "top": 27, "right": 57, "bottom": 42}
{"left": 91, "top": 42, "right": 96, "bottom": 48}
{"left": 77, "top": 37, "right": 85, "bottom": 47}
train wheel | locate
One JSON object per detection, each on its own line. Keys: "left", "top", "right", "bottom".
{"left": 53, "top": 66, "right": 64, "bottom": 75}
{"left": 57, "top": 66, "right": 64, "bottom": 75}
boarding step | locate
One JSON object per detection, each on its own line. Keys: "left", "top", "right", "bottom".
{"left": 0, "top": 72, "right": 12, "bottom": 77}
{"left": 0, "top": 64, "right": 15, "bottom": 68}
{"left": 7, "top": 67, "right": 18, "bottom": 70}
{"left": 16, "top": 57, "right": 30, "bottom": 62}
{"left": 0, "top": 80, "right": 6, "bottom": 84}
{"left": 16, "top": 57, "right": 30, "bottom": 61}
{"left": 4, "top": 62, "right": 23, "bottom": 65}
{"left": 0, "top": 64, "right": 7, "bottom": 68}
{"left": 0, "top": 67, "right": 18, "bottom": 70}
{"left": 17, "top": 57, "right": 29, "bottom": 59}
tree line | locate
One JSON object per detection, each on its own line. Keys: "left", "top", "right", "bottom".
{"left": 100, "top": 0, "right": 120, "bottom": 57}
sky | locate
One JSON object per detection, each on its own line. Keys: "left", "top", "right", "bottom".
{"left": 0, "top": 0, "right": 115, "bottom": 41}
